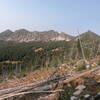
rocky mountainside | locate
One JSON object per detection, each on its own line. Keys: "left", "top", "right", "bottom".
{"left": 0, "top": 29, "right": 99, "bottom": 42}
{"left": 0, "top": 29, "right": 73, "bottom": 42}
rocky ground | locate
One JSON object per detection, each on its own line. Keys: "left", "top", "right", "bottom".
{"left": 0, "top": 57, "right": 100, "bottom": 100}
{"left": 59, "top": 72, "right": 100, "bottom": 100}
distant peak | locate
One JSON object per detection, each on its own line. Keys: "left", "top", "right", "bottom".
{"left": 86, "top": 30, "right": 96, "bottom": 34}
{"left": 15, "top": 29, "right": 29, "bottom": 33}
{"left": 1, "top": 29, "right": 13, "bottom": 34}
{"left": 83, "top": 30, "right": 98, "bottom": 36}
{"left": 87, "top": 30, "right": 92, "bottom": 32}
{"left": 48, "top": 30, "right": 55, "bottom": 32}
{"left": 2, "top": 29, "right": 13, "bottom": 33}
{"left": 48, "top": 30, "right": 58, "bottom": 33}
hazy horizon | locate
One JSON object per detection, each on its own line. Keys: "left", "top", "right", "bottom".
{"left": 0, "top": 0, "right": 100, "bottom": 35}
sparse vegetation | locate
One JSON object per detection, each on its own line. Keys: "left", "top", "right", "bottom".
{"left": 76, "top": 64, "right": 86, "bottom": 71}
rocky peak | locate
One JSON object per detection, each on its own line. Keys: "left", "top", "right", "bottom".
{"left": 0, "top": 29, "right": 73, "bottom": 42}
{"left": 15, "top": 29, "right": 30, "bottom": 34}
{"left": 0, "top": 29, "right": 13, "bottom": 34}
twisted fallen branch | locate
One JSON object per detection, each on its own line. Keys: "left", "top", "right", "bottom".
{"left": 0, "top": 75, "right": 68, "bottom": 100}
{"left": 0, "top": 89, "right": 64, "bottom": 100}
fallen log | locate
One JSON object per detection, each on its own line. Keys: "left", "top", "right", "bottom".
{"left": 0, "top": 89, "right": 64, "bottom": 100}
{"left": 0, "top": 74, "right": 68, "bottom": 96}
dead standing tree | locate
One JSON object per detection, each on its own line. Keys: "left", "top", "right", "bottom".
{"left": 77, "top": 30, "right": 90, "bottom": 68}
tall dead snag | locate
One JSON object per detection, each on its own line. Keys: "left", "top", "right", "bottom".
{"left": 77, "top": 30, "right": 90, "bottom": 68}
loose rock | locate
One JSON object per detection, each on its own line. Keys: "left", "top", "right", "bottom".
{"left": 70, "top": 96, "right": 78, "bottom": 100}
{"left": 75, "top": 85, "right": 86, "bottom": 90}
{"left": 84, "top": 94, "right": 90, "bottom": 98}
{"left": 73, "top": 90, "right": 82, "bottom": 96}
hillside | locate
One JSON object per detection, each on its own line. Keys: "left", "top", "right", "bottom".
{"left": 76, "top": 30, "right": 100, "bottom": 42}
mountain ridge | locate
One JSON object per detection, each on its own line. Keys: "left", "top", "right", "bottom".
{"left": 0, "top": 29, "right": 74, "bottom": 42}
{"left": 0, "top": 29, "right": 99, "bottom": 42}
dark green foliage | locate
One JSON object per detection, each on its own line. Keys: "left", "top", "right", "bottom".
{"left": 77, "top": 39, "right": 82, "bottom": 56}
{"left": 8, "top": 72, "right": 15, "bottom": 79}
{"left": 76, "top": 64, "right": 86, "bottom": 71}
{"left": 16, "top": 71, "right": 27, "bottom": 78}
{"left": 0, "top": 76, "right": 3, "bottom": 82}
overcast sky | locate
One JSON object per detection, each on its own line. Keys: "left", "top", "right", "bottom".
{"left": 0, "top": 0, "right": 100, "bottom": 35}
